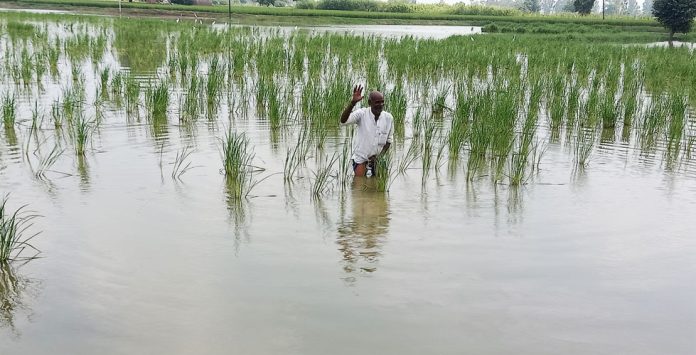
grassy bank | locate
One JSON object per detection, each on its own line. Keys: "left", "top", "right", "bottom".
{"left": 5, "top": 0, "right": 663, "bottom": 28}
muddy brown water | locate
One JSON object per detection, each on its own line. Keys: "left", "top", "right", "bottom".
{"left": 1, "top": 15, "right": 696, "bottom": 355}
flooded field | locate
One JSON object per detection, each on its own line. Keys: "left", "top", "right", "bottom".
{"left": 1, "top": 12, "right": 696, "bottom": 355}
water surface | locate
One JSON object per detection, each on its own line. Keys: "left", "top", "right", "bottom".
{"left": 0, "top": 14, "right": 695, "bottom": 355}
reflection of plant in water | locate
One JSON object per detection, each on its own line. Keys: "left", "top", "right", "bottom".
{"left": 0, "top": 262, "right": 38, "bottom": 338}
{"left": 224, "top": 180, "right": 250, "bottom": 253}
{"left": 336, "top": 180, "right": 390, "bottom": 281}
{"left": 114, "top": 22, "right": 166, "bottom": 73}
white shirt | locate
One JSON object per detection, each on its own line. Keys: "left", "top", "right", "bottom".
{"left": 342, "top": 107, "right": 394, "bottom": 164}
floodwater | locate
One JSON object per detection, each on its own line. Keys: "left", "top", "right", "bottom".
{"left": 305, "top": 24, "right": 482, "bottom": 39}
{"left": 645, "top": 41, "right": 696, "bottom": 50}
{"left": 0, "top": 8, "right": 68, "bottom": 15}
{"left": 210, "top": 23, "right": 483, "bottom": 39}
{"left": 1, "top": 15, "right": 696, "bottom": 355}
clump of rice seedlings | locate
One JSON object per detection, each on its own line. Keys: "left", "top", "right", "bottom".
{"left": 621, "top": 82, "right": 641, "bottom": 137}
{"left": 206, "top": 57, "right": 225, "bottom": 112}
{"left": 566, "top": 82, "right": 580, "bottom": 129}
{"left": 26, "top": 102, "right": 42, "bottom": 154}
{"left": 489, "top": 87, "right": 518, "bottom": 182}
{"left": 584, "top": 80, "right": 602, "bottom": 128}
{"left": 221, "top": 130, "right": 255, "bottom": 200}
{"left": 434, "top": 138, "right": 448, "bottom": 172}
{"left": 99, "top": 67, "right": 110, "bottom": 98}
{"left": 386, "top": 81, "right": 407, "bottom": 138}
{"left": 266, "top": 82, "right": 282, "bottom": 130}
{"left": 574, "top": 128, "right": 596, "bottom": 168}
{"left": 397, "top": 138, "right": 421, "bottom": 175}
{"left": 449, "top": 103, "right": 469, "bottom": 161}
{"left": 60, "top": 85, "right": 85, "bottom": 124}
{"left": 51, "top": 100, "right": 63, "bottom": 130}
{"left": 147, "top": 80, "right": 169, "bottom": 119}
{"left": 20, "top": 48, "right": 33, "bottom": 86}
{"left": 172, "top": 146, "right": 195, "bottom": 180}
{"left": 374, "top": 152, "right": 392, "bottom": 192}
{"left": 600, "top": 93, "right": 620, "bottom": 129}
{"left": 431, "top": 86, "right": 449, "bottom": 117}
{"left": 284, "top": 128, "right": 311, "bottom": 181}
{"left": 337, "top": 138, "right": 352, "bottom": 192}
{"left": 111, "top": 72, "right": 124, "bottom": 98}
{"left": 547, "top": 76, "right": 565, "bottom": 130}
{"left": 640, "top": 95, "right": 668, "bottom": 154}
{"left": 311, "top": 153, "right": 338, "bottom": 198}
{"left": 178, "top": 54, "right": 190, "bottom": 79}
{"left": 124, "top": 74, "right": 140, "bottom": 116}
{"left": 34, "top": 51, "right": 46, "bottom": 87}
{"left": 2, "top": 92, "right": 16, "bottom": 127}
{"left": 47, "top": 42, "right": 60, "bottom": 77}
{"left": 71, "top": 62, "right": 83, "bottom": 83}
{"left": 421, "top": 116, "right": 439, "bottom": 182}
{"left": 72, "top": 114, "right": 93, "bottom": 156}
{"left": 508, "top": 152, "right": 529, "bottom": 186}
{"left": 33, "top": 145, "right": 63, "bottom": 179}
{"left": 665, "top": 93, "right": 687, "bottom": 160}
{"left": 412, "top": 107, "right": 425, "bottom": 138}
{"left": 0, "top": 195, "right": 41, "bottom": 263}
{"left": 182, "top": 74, "right": 200, "bottom": 122}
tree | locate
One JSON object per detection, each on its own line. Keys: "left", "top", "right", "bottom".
{"left": 258, "top": 0, "right": 276, "bottom": 5}
{"left": 521, "top": 0, "right": 542, "bottom": 12}
{"left": 652, "top": 0, "right": 696, "bottom": 42}
{"left": 573, "top": 0, "right": 595, "bottom": 14}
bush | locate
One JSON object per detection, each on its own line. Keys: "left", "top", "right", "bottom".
{"left": 381, "top": 1, "right": 413, "bottom": 13}
{"left": 171, "top": 0, "right": 194, "bottom": 5}
{"left": 483, "top": 23, "right": 499, "bottom": 32}
{"left": 450, "top": 4, "right": 521, "bottom": 16}
{"left": 316, "top": 0, "right": 380, "bottom": 12}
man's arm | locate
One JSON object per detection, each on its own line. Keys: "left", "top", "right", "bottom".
{"left": 340, "top": 85, "right": 364, "bottom": 124}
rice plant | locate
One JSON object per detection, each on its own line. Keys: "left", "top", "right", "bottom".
{"left": 337, "top": 138, "right": 352, "bottom": 192}
{"left": 0, "top": 196, "right": 41, "bottom": 263}
{"left": 2, "top": 93, "right": 16, "bottom": 127}
{"left": 665, "top": 94, "right": 687, "bottom": 161}
{"left": 34, "top": 145, "right": 64, "bottom": 179}
{"left": 147, "top": 80, "right": 169, "bottom": 119}
{"left": 374, "top": 152, "right": 392, "bottom": 192}
{"left": 124, "top": 74, "right": 141, "bottom": 114}
{"left": 311, "top": 153, "right": 338, "bottom": 198}
{"left": 72, "top": 114, "right": 93, "bottom": 156}
{"left": 221, "top": 130, "right": 255, "bottom": 200}
{"left": 172, "top": 146, "right": 196, "bottom": 180}
{"left": 206, "top": 56, "right": 225, "bottom": 112}
{"left": 574, "top": 128, "right": 596, "bottom": 168}
{"left": 284, "top": 128, "right": 311, "bottom": 181}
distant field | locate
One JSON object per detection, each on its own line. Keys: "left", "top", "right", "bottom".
{"left": 4, "top": 0, "right": 663, "bottom": 28}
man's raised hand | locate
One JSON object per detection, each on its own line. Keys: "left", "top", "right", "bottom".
{"left": 351, "top": 85, "right": 364, "bottom": 104}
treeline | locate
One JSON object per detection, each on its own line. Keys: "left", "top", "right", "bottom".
{"left": 295, "top": 0, "right": 522, "bottom": 16}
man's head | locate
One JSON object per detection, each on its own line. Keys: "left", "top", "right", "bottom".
{"left": 368, "top": 91, "right": 385, "bottom": 117}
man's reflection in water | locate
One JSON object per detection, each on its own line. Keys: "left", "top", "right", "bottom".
{"left": 1, "top": 263, "right": 38, "bottom": 338}
{"left": 336, "top": 177, "right": 390, "bottom": 282}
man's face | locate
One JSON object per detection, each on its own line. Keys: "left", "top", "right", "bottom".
{"left": 369, "top": 94, "right": 384, "bottom": 116}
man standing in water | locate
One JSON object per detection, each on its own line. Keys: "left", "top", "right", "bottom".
{"left": 340, "top": 85, "right": 394, "bottom": 177}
